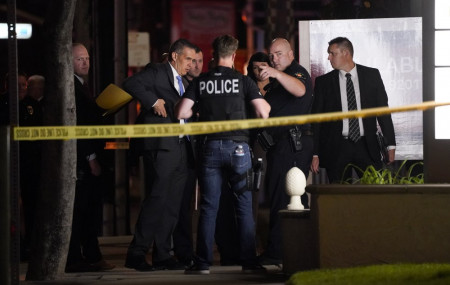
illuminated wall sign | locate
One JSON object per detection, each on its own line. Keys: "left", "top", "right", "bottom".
{"left": 435, "top": 0, "right": 450, "bottom": 29}
{"left": 435, "top": 0, "right": 450, "bottom": 139}
{"left": 0, "top": 23, "right": 32, "bottom": 39}
{"left": 128, "top": 31, "right": 150, "bottom": 67}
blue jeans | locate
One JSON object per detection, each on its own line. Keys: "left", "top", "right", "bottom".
{"left": 195, "top": 140, "right": 257, "bottom": 267}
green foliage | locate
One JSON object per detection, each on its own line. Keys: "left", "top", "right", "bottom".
{"left": 341, "top": 160, "right": 424, "bottom": 184}
{"left": 287, "top": 263, "right": 450, "bottom": 285}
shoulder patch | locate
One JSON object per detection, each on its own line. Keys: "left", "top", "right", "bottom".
{"left": 294, "top": 72, "right": 304, "bottom": 79}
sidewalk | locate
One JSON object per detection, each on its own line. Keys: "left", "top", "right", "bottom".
{"left": 20, "top": 236, "right": 289, "bottom": 285}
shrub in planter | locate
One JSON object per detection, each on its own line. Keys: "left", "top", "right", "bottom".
{"left": 341, "top": 160, "right": 424, "bottom": 184}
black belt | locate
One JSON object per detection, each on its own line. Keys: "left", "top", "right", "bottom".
{"left": 272, "top": 129, "right": 313, "bottom": 145}
{"left": 343, "top": 136, "right": 364, "bottom": 140}
{"left": 280, "top": 129, "right": 313, "bottom": 137}
{"left": 203, "top": 137, "right": 248, "bottom": 144}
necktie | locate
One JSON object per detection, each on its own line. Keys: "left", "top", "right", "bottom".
{"left": 346, "top": 73, "right": 360, "bottom": 142}
{"left": 176, "top": 75, "right": 189, "bottom": 140}
{"left": 176, "top": 75, "right": 184, "bottom": 96}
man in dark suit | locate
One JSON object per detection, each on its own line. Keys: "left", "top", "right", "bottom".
{"left": 172, "top": 45, "right": 203, "bottom": 267}
{"left": 123, "top": 38, "right": 197, "bottom": 271}
{"left": 311, "top": 37, "right": 396, "bottom": 183}
{"left": 66, "top": 43, "right": 114, "bottom": 272}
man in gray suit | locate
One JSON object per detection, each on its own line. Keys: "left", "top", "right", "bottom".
{"left": 123, "top": 38, "right": 197, "bottom": 271}
{"left": 311, "top": 37, "right": 396, "bottom": 183}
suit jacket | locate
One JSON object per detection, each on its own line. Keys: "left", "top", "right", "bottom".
{"left": 74, "top": 76, "right": 102, "bottom": 175}
{"left": 123, "top": 62, "right": 183, "bottom": 151}
{"left": 312, "top": 64, "right": 396, "bottom": 168}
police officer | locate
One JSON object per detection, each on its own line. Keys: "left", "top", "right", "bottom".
{"left": 176, "top": 34, "right": 271, "bottom": 275}
{"left": 17, "top": 73, "right": 43, "bottom": 261}
{"left": 257, "top": 38, "right": 314, "bottom": 266}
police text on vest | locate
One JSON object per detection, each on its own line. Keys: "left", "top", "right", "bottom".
{"left": 199, "top": 79, "right": 239, "bottom": 95}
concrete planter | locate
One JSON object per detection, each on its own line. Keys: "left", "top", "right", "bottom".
{"left": 280, "top": 184, "right": 450, "bottom": 275}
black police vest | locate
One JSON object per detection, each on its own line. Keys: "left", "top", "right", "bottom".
{"left": 197, "top": 68, "right": 250, "bottom": 142}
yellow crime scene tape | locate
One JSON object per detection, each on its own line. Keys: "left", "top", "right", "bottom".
{"left": 12, "top": 101, "right": 450, "bottom": 141}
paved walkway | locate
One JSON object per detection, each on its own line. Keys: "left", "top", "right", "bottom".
{"left": 20, "top": 236, "right": 289, "bottom": 285}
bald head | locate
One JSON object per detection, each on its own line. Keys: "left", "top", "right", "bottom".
{"left": 271, "top": 38, "right": 291, "bottom": 51}
{"left": 269, "top": 38, "right": 294, "bottom": 71}
{"left": 72, "top": 43, "right": 90, "bottom": 76}
{"left": 28, "top": 75, "right": 45, "bottom": 101}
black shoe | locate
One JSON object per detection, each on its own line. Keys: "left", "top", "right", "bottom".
{"left": 179, "top": 257, "right": 194, "bottom": 267}
{"left": 242, "top": 264, "right": 267, "bottom": 274}
{"left": 257, "top": 254, "right": 282, "bottom": 266}
{"left": 91, "top": 259, "right": 116, "bottom": 270}
{"left": 124, "top": 255, "right": 154, "bottom": 272}
{"left": 184, "top": 263, "right": 210, "bottom": 275}
{"left": 153, "top": 257, "right": 185, "bottom": 270}
{"left": 66, "top": 261, "right": 101, "bottom": 273}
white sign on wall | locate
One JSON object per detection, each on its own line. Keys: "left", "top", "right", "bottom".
{"left": 128, "top": 31, "right": 150, "bottom": 67}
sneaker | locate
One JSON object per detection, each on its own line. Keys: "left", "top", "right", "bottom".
{"left": 184, "top": 263, "right": 210, "bottom": 275}
{"left": 242, "top": 264, "right": 267, "bottom": 274}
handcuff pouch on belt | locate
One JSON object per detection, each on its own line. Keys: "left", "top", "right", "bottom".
{"left": 289, "top": 126, "right": 303, "bottom": 152}
{"left": 256, "top": 130, "right": 275, "bottom": 151}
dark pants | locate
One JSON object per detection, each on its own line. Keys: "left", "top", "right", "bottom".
{"left": 67, "top": 174, "right": 103, "bottom": 265}
{"left": 264, "top": 135, "right": 313, "bottom": 260}
{"left": 127, "top": 141, "right": 188, "bottom": 263}
{"left": 326, "top": 137, "right": 381, "bottom": 183}
{"left": 20, "top": 149, "right": 40, "bottom": 259}
{"left": 173, "top": 163, "right": 196, "bottom": 263}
